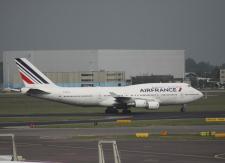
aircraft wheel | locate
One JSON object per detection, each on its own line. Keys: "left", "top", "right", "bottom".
{"left": 105, "top": 107, "right": 119, "bottom": 114}
{"left": 112, "top": 109, "right": 119, "bottom": 114}
{"left": 181, "top": 107, "right": 185, "bottom": 112}
{"left": 105, "top": 108, "right": 111, "bottom": 114}
{"left": 122, "top": 109, "right": 131, "bottom": 114}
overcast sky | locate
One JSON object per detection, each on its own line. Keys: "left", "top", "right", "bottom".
{"left": 0, "top": 0, "right": 224, "bottom": 65}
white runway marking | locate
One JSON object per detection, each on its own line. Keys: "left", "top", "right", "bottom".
{"left": 214, "top": 153, "right": 225, "bottom": 160}
{"left": 17, "top": 142, "right": 216, "bottom": 160}
{"left": 119, "top": 148, "right": 213, "bottom": 160}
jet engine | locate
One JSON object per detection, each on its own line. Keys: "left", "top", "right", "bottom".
{"left": 146, "top": 101, "right": 160, "bottom": 110}
{"left": 134, "top": 99, "right": 148, "bottom": 108}
{"left": 134, "top": 99, "right": 159, "bottom": 110}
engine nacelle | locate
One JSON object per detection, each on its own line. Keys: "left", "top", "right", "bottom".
{"left": 20, "top": 87, "right": 30, "bottom": 94}
{"left": 134, "top": 99, "right": 148, "bottom": 108}
{"left": 147, "top": 101, "right": 160, "bottom": 110}
{"left": 134, "top": 100, "right": 159, "bottom": 110}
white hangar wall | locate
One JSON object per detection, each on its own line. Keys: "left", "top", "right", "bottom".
{"left": 98, "top": 50, "right": 184, "bottom": 78}
{"left": 3, "top": 50, "right": 185, "bottom": 88}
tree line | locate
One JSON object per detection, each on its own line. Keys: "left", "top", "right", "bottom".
{"left": 185, "top": 58, "right": 225, "bottom": 81}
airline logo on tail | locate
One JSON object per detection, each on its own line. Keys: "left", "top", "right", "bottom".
{"left": 15, "top": 58, "right": 50, "bottom": 85}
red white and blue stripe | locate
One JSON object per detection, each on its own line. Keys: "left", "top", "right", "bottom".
{"left": 15, "top": 58, "right": 49, "bottom": 84}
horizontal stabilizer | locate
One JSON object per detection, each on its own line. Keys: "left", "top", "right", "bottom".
{"left": 27, "top": 89, "right": 50, "bottom": 95}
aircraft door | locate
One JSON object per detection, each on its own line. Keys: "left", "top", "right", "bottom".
{"left": 98, "top": 92, "right": 102, "bottom": 101}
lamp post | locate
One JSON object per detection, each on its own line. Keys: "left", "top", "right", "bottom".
{"left": 7, "top": 57, "right": 9, "bottom": 88}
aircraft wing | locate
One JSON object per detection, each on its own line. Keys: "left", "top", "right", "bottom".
{"left": 109, "top": 92, "right": 132, "bottom": 103}
{"left": 8, "top": 88, "right": 21, "bottom": 92}
{"left": 109, "top": 92, "right": 157, "bottom": 105}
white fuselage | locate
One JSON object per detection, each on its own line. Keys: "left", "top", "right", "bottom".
{"left": 30, "top": 83, "right": 203, "bottom": 108}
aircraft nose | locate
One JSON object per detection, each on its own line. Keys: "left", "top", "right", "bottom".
{"left": 198, "top": 91, "right": 204, "bottom": 99}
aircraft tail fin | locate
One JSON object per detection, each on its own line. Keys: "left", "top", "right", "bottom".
{"left": 14, "top": 58, "right": 55, "bottom": 87}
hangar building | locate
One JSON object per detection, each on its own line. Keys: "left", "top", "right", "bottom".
{"left": 2, "top": 50, "right": 185, "bottom": 88}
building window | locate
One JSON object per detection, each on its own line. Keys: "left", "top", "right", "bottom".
{"left": 81, "top": 74, "right": 93, "bottom": 76}
{"left": 81, "top": 79, "right": 93, "bottom": 82}
{"left": 81, "top": 84, "right": 94, "bottom": 87}
{"left": 107, "top": 74, "right": 116, "bottom": 76}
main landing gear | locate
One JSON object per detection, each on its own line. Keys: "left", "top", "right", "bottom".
{"left": 122, "top": 109, "right": 131, "bottom": 114}
{"left": 105, "top": 106, "right": 131, "bottom": 114}
{"left": 180, "top": 104, "right": 187, "bottom": 112}
{"left": 105, "top": 107, "right": 119, "bottom": 114}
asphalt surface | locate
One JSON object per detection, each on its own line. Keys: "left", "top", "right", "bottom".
{"left": 1, "top": 123, "right": 225, "bottom": 163}
{"left": 0, "top": 125, "right": 224, "bottom": 138}
{"left": 0, "top": 136, "right": 225, "bottom": 163}
{"left": 0, "top": 111, "right": 225, "bottom": 127}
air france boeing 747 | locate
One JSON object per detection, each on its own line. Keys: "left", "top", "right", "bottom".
{"left": 14, "top": 58, "right": 203, "bottom": 114}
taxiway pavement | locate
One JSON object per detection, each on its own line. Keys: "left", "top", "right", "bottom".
{"left": 0, "top": 125, "right": 224, "bottom": 138}
{"left": 0, "top": 111, "right": 225, "bottom": 127}
{"left": 0, "top": 136, "right": 225, "bottom": 163}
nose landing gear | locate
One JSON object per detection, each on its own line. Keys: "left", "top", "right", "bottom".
{"left": 181, "top": 104, "right": 187, "bottom": 112}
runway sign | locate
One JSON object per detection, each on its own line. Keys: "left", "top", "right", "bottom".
{"left": 160, "top": 130, "right": 168, "bottom": 136}
{"left": 205, "top": 118, "right": 225, "bottom": 122}
{"left": 116, "top": 120, "right": 132, "bottom": 124}
{"left": 200, "top": 131, "right": 210, "bottom": 136}
{"left": 214, "top": 133, "right": 225, "bottom": 138}
{"left": 135, "top": 133, "right": 149, "bottom": 138}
